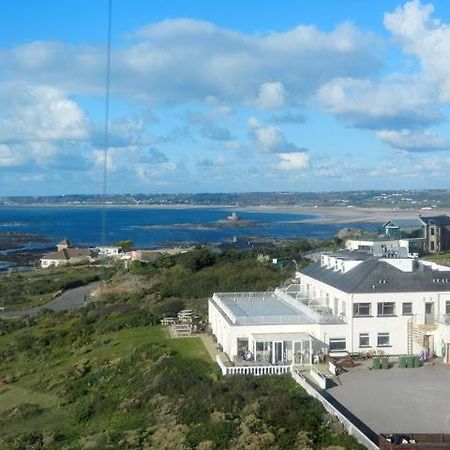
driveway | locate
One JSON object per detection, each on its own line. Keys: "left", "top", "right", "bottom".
{"left": 0, "top": 281, "right": 101, "bottom": 318}
{"left": 327, "top": 363, "right": 450, "bottom": 433}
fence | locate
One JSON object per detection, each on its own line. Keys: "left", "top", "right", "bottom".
{"left": 216, "top": 355, "right": 291, "bottom": 376}
{"left": 291, "top": 369, "right": 378, "bottom": 450}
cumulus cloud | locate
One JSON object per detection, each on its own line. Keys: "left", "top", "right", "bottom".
{"left": 317, "top": 76, "right": 442, "bottom": 129}
{"left": 0, "top": 83, "right": 88, "bottom": 143}
{"left": 0, "top": 19, "right": 379, "bottom": 106}
{"left": 376, "top": 129, "right": 450, "bottom": 152}
{"left": 255, "top": 82, "right": 286, "bottom": 109}
{"left": 384, "top": 0, "right": 450, "bottom": 102}
{"left": 186, "top": 111, "right": 234, "bottom": 141}
{"left": 248, "top": 117, "right": 308, "bottom": 153}
{"left": 276, "top": 152, "right": 310, "bottom": 170}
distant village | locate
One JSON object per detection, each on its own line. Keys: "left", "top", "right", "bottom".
{"left": 39, "top": 239, "right": 193, "bottom": 269}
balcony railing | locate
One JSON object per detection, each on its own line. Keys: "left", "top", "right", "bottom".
{"left": 216, "top": 355, "right": 291, "bottom": 376}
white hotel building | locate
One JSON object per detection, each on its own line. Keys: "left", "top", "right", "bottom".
{"left": 209, "top": 252, "right": 450, "bottom": 370}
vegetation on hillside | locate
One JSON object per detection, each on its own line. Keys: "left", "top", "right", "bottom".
{"left": 0, "top": 305, "right": 363, "bottom": 449}
{"left": 0, "top": 266, "right": 113, "bottom": 310}
{"left": 0, "top": 239, "right": 364, "bottom": 449}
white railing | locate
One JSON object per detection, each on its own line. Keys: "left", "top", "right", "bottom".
{"left": 235, "top": 314, "right": 314, "bottom": 325}
{"left": 216, "top": 355, "right": 291, "bottom": 376}
{"left": 291, "top": 369, "right": 378, "bottom": 450}
{"left": 275, "top": 288, "right": 346, "bottom": 324}
{"left": 309, "top": 368, "right": 329, "bottom": 389}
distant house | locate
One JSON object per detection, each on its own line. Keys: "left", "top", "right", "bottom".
{"left": 337, "top": 227, "right": 362, "bottom": 239}
{"left": 383, "top": 216, "right": 450, "bottom": 254}
{"left": 127, "top": 249, "right": 162, "bottom": 263}
{"left": 96, "top": 246, "right": 123, "bottom": 258}
{"left": 40, "top": 240, "right": 95, "bottom": 268}
{"left": 420, "top": 215, "right": 450, "bottom": 253}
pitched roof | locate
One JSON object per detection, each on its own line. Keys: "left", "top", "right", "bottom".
{"left": 383, "top": 218, "right": 424, "bottom": 228}
{"left": 420, "top": 215, "right": 450, "bottom": 226}
{"left": 300, "top": 259, "right": 450, "bottom": 294}
{"left": 41, "top": 248, "right": 92, "bottom": 261}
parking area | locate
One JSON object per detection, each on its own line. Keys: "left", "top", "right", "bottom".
{"left": 327, "top": 363, "right": 450, "bottom": 433}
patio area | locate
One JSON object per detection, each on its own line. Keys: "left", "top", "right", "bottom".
{"left": 327, "top": 362, "right": 450, "bottom": 433}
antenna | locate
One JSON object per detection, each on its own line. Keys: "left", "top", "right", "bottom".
{"left": 101, "top": 0, "right": 113, "bottom": 245}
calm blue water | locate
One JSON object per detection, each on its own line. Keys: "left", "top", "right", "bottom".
{"left": 0, "top": 206, "right": 380, "bottom": 249}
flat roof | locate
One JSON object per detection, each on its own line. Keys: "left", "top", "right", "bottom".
{"left": 214, "top": 292, "right": 318, "bottom": 325}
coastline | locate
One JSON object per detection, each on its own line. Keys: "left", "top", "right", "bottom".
{"left": 236, "top": 205, "right": 450, "bottom": 225}
{"left": 2, "top": 203, "right": 448, "bottom": 225}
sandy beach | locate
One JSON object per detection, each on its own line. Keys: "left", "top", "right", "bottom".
{"left": 239, "top": 205, "right": 450, "bottom": 225}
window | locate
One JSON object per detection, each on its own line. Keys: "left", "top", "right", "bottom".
{"left": 431, "top": 242, "right": 435, "bottom": 251}
{"left": 341, "top": 301, "right": 346, "bottom": 316}
{"left": 325, "top": 293, "right": 330, "bottom": 306}
{"left": 377, "top": 332, "right": 390, "bottom": 347}
{"left": 353, "top": 303, "right": 371, "bottom": 317}
{"left": 377, "top": 302, "right": 395, "bottom": 316}
{"left": 446, "top": 301, "right": 450, "bottom": 314}
{"left": 359, "top": 333, "right": 370, "bottom": 347}
{"left": 329, "top": 338, "right": 346, "bottom": 351}
{"left": 431, "top": 227, "right": 435, "bottom": 236}
{"left": 402, "top": 302, "right": 413, "bottom": 316}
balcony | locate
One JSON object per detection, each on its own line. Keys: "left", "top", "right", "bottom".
{"left": 279, "top": 285, "right": 346, "bottom": 324}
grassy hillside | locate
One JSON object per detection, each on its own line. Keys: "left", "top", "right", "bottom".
{"left": 0, "top": 265, "right": 112, "bottom": 310}
{"left": 0, "top": 242, "right": 364, "bottom": 449}
{"left": 0, "top": 307, "right": 363, "bottom": 449}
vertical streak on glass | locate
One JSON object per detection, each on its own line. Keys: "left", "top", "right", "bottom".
{"left": 101, "top": 0, "right": 113, "bottom": 245}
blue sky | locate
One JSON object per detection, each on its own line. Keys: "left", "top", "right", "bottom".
{"left": 1, "top": 0, "right": 450, "bottom": 195}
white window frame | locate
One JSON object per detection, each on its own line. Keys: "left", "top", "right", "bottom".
{"left": 402, "top": 302, "right": 413, "bottom": 316}
{"left": 377, "top": 332, "right": 390, "bottom": 347}
{"left": 353, "top": 303, "right": 371, "bottom": 317}
{"left": 329, "top": 338, "right": 346, "bottom": 352}
{"left": 377, "top": 302, "right": 396, "bottom": 317}
{"left": 359, "top": 333, "right": 370, "bottom": 348}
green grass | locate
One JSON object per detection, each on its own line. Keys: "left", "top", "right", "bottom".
{"left": 423, "top": 252, "right": 450, "bottom": 261}
{"left": 0, "top": 265, "right": 107, "bottom": 310}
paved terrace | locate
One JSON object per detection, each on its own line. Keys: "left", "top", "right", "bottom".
{"left": 327, "top": 364, "right": 450, "bottom": 433}
{"left": 213, "top": 289, "right": 345, "bottom": 325}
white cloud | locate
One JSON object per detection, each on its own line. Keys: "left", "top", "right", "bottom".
{"left": 248, "top": 117, "right": 307, "bottom": 153}
{"left": 376, "top": 129, "right": 450, "bottom": 152}
{"left": 384, "top": 1, "right": 450, "bottom": 103}
{"left": 256, "top": 82, "right": 286, "bottom": 109}
{"left": 0, "top": 19, "right": 379, "bottom": 106}
{"left": 276, "top": 152, "right": 310, "bottom": 170}
{"left": 317, "top": 76, "right": 442, "bottom": 129}
{"left": 0, "top": 145, "right": 23, "bottom": 167}
{"left": 0, "top": 83, "right": 88, "bottom": 143}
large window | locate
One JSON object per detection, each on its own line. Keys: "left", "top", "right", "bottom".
{"left": 359, "top": 333, "right": 370, "bottom": 348}
{"left": 329, "top": 338, "right": 346, "bottom": 351}
{"left": 377, "top": 332, "right": 390, "bottom": 347}
{"left": 353, "top": 303, "right": 371, "bottom": 317}
{"left": 402, "top": 302, "right": 413, "bottom": 316}
{"left": 377, "top": 302, "right": 395, "bottom": 316}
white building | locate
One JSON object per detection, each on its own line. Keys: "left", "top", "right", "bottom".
{"left": 40, "top": 240, "right": 95, "bottom": 268}
{"left": 209, "top": 251, "right": 450, "bottom": 370}
{"left": 96, "top": 246, "right": 123, "bottom": 258}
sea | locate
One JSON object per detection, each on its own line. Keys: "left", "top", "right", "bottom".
{"left": 0, "top": 206, "right": 380, "bottom": 254}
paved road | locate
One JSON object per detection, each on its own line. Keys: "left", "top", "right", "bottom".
{"left": 0, "top": 281, "right": 102, "bottom": 318}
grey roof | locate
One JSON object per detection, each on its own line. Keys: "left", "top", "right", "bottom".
{"left": 420, "top": 215, "right": 450, "bottom": 226}
{"left": 328, "top": 250, "right": 373, "bottom": 261}
{"left": 300, "top": 259, "right": 450, "bottom": 294}
{"left": 383, "top": 218, "right": 425, "bottom": 228}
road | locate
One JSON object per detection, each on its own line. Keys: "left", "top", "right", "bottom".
{"left": 0, "top": 281, "right": 102, "bottom": 318}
